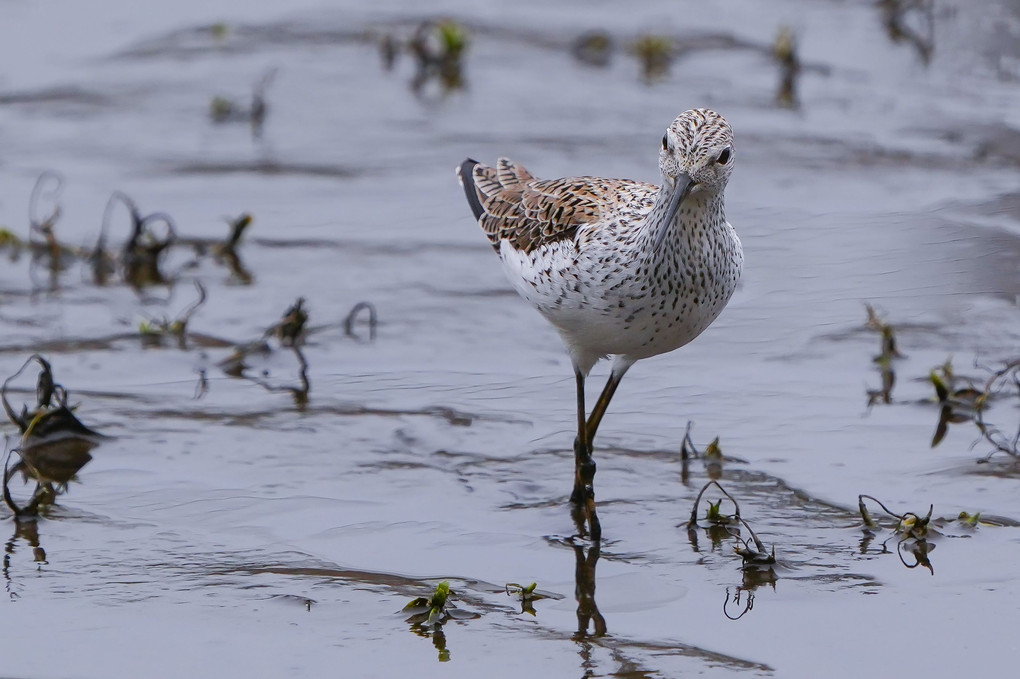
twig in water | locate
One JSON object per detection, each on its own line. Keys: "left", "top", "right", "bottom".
{"left": 344, "top": 301, "right": 378, "bottom": 342}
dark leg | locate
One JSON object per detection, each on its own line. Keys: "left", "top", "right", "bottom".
{"left": 571, "top": 369, "right": 591, "bottom": 503}
{"left": 585, "top": 365, "right": 629, "bottom": 443}
{"left": 570, "top": 369, "right": 601, "bottom": 541}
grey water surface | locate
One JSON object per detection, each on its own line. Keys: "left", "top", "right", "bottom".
{"left": 1, "top": 0, "right": 1019, "bottom": 677}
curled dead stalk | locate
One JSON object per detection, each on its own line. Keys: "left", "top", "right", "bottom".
{"left": 687, "top": 480, "right": 741, "bottom": 527}
{"left": 344, "top": 301, "right": 378, "bottom": 342}
{"left": 972, "top": 358, "right": 1020, "bottom": 460}
{"left": 3, "top": 449, "right": 46, "bottom": 517}
{"left": 28, "top": 171, "right": 64, "bottom": 236}
{"left": 2, "top": 355, "right": 54, "bottom": 431}
{"left": 859, "top": 494, "right": 935, "bottom": 573}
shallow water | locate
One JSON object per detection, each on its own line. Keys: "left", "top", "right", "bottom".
{"left": 2, "top": 0, "right": 1020, "bottom": 677}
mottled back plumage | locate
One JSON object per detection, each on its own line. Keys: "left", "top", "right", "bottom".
{"left": 460, "top": 157, "right": 657, "bottom": 255}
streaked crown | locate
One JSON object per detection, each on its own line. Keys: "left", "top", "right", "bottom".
{"left": 659, "top": 108, "right": 734, "bottom": 193}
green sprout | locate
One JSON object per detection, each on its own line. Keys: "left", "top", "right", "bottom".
{"left": 705, "top": 498, "right": 733, "bottom": 525}
{"left": 0, "top": 227, "right": 23, "bottom": 248}
{"left": 630, "top": 35, "right": 673, "bottom": 80}
{"left": 436, "top": 20, "right": 467, "bottom": 61}
{"left": 687, "top": 480, "right": 741, "bottom": 528}
{"left": 429, "top": 581, "right": 450, "bottom": 610}
{"left": 896, "top": 506, "right": 933, "bottom": 540}
{"left": 210, "top": 97, "right": 236, "bottom": 122}
{"left": 772, "top": 26, "right": 800, "bottom": 108}
{"left": 505, "top": 582, "right": 537, "bottom": 598}
{"left": 958, "top": 511, "right": 981, "bottom": 527}
{"left": 930, "top": 370, "right": 949, "bottom": 402}
{"left": 137, "top": 281, "right": 206, "bottom": 347}
{"left": 505, "top": 581, "right": 543, "bottom": 616}
{"left": 403, "top": 580, "right": 452, "bottom": 627}
{"left": 572, "top": 31, "right": 613, "bottom": 67}
{"left": 773, "top": 26, "right": 796, "bottom": 64}
{"left": 859, "top": 495, "right": 937, "bottom": 573}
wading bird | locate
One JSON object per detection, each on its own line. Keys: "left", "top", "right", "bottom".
{"left": 458, "top": 109, "right": 743, "bottom": 540}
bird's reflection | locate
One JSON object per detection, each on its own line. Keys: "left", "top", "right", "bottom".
{"left": 568, "top": 535, "right": 606, "bottom": 678}
{"left": 572, "top": 537, "right": 606, "bottom": 639}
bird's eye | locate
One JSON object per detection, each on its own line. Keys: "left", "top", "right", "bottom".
{"left": 662, "top": 134, "right": 669, "bottom": 151}
{"left": 716, "top": 147, "right": 732, "bottom": 165}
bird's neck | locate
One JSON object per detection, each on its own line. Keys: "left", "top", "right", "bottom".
{"left": 642, "top": 186, "right": 726, "bottom": 256}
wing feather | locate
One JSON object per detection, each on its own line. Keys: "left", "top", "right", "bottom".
{"left": 459, "top": 157, "right": 656, "bottom": 254}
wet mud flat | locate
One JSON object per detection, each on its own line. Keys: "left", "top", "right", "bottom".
{"left": 2, "top": 0, "right": 1020, "bottom": 677}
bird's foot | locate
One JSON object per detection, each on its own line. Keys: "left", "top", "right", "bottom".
{"left": 569, "top": 487, "right": 601, "bottom": 541}
{"left": 569, "top": 442, "right": 601, "bottom": 540}
{"left": 570, "top": 443, "right": 596, "bottom": 505}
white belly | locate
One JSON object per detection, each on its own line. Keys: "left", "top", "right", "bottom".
{"left": 498, "top": 230, "right": 742, "bottom": 367}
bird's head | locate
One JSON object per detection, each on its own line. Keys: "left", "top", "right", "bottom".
{"left": 654, "top": 108, "right": 734, "bottom": 248}
{"left": 659, "top": 108, "right": 734, "bottom": 196}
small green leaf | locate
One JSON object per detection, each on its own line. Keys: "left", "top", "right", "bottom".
{"left": 429, "top": 581, "right": 450, "bottom": 609}
{"left": 0, "top": 227, "right": 23, "bottom": 247}
{"left": 930, "top": 371, "right": 949, "bottom": 402}
{"left": 959, "top": 511, "right": 981, "bottom": 527}
{"left": 402, "top": 596, "right": 430, "bottom": 612}
{"left": 436, "top": 20, "right": 467, "bottom": 58}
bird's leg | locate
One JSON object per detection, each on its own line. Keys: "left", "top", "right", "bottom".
{"left": 584, "top": 366, "right": 628, "bottom": 445}
{"left": 571, "top": 369, "right": 591, "bottom": 502}
{"left": 571, "top": 369, "right": 601, "bottom": 541}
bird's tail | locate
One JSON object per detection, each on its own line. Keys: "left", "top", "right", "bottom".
{"left": 456, "top": 158, "right": 485, "bottom": 220}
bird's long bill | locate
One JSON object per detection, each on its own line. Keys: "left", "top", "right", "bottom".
{"left": 652, "top": 172, "right": 695, "bottom": 251}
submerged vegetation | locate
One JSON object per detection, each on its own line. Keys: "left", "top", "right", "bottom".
{"left": 402, "top": 581, "right": 479, "bottom": 662}
{"left": 687, "top": 480, "right": 777, "bottom": 570}
{"left": 929, "top": 356, "right": 1020, "bottom": 459}
{"left": 209, "top": 69, "right": 276, "bottom": 137}
{"left": 630, "top": 35, "right": 674, "bottom": 82}
{"left": 2, "top": 356, "right": 105, "bottom": 517}
{"left": 860, "top": 304, "right": 1019, "bottom": 462}
{"left": 772, "top": 27, "right": 800, "bottom": 108}
{"left": 858, "top": 495, "right": 937, "bottom": 574}
{"left": 377, "top": 19, "right": 470, "bottom": 97}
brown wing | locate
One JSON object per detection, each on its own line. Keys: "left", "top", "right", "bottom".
{"left": 459, "top": 157, "right": 629, "bottom": 254}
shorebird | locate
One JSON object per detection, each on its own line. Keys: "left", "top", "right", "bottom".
{"left": 457, "top": 108, "right": 743, "bottom": 540}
